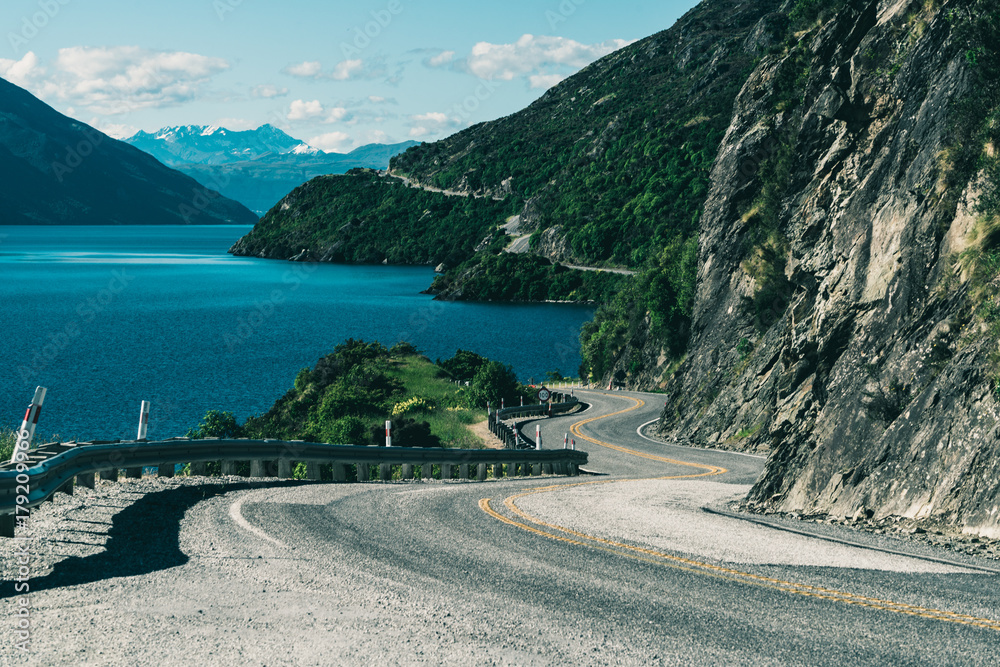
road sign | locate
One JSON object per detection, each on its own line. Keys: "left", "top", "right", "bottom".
{"left": 537, "top": 387, "right": 551, "bottom": 402}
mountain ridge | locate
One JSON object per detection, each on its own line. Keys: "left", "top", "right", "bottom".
{"left": 0, "top": 77, "right": 256, "bottom": 225}
{"left": 126, "top": 124, "right": 417, "bottom": 214}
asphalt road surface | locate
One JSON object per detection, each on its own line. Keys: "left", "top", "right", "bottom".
{"left": 5, "top": 390, "right": 999, "bottom": 665}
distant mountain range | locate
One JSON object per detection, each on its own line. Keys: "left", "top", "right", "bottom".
{"left": 0, "top": 77, "right": 256, "bottom": 225}
{"left": 124, "top": 125, "right": 418, "bottom": 214}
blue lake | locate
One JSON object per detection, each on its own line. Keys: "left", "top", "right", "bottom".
{"left": 0, "top": 226, "right": 594, "bottom": 441}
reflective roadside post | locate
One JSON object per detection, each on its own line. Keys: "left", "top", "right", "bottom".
{"left": 11, "top": 386, "right": 46, "bottom": 464}
{"left": 127, "top": 401, "right": 150, "bottom": 479}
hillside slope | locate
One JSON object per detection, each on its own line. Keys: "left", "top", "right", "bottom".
{"left": 648, "top": 0, "right": 1000, "bottom": 538}
{"left": 0, "top": 78, "right": 256, "bottom": 225}
{"left": 231, "top": 0, "right": 779, "bottom": 311}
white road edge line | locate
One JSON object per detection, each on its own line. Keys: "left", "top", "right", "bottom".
{"left": 229, "top": 495, "right": 288, "bottom": 548}
{"left": 635, "top": 418, "right": 767, "bottom": 460}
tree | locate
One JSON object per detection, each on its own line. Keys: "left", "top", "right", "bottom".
{"left": 186, "top": 410, "right": 244, "bottom": 439}
{"left": 468, "top": 361, "right": 520, "bottom": 408}
{"left": 439, "top": 349, "right": 489, "bottom": 381}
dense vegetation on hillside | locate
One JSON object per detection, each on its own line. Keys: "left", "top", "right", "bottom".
{"left": 232, "top": 170, "right": 514, "bottom": 266}
{"left": 428, "top": 253, "right": 628, "bottom": 303}
{"left": 188, "top": 340, "right": 532, "bottom": 453}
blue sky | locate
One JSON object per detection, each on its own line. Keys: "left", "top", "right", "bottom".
{"left": 0, "top": 0, "right": 700, "bottom": 152}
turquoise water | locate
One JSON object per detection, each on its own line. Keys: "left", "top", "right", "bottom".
{"left": 0, "top": 226, "right": 594, "bottom": 441}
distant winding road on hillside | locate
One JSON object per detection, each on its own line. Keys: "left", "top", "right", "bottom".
{"left": 10, "top": 390, "right": 1000, "bottom": 665}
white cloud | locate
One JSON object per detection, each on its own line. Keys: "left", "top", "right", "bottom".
{"left": 288, "top": 99, "right": 324, "bottom": 120}
{"left": 251, "top": 84, "right": 288, "bottom": 99}
{"left": 407, "top": 111, "right": 462, "bottom": 139}
{"left": 284, "top": 58, "right": 376, "bottom": 82}
{"left": 427, "top": 50, "right": 455, "bottom": 67}
{"left": 214, "top": 117, "right": 257, "bottom": 131}
{"left": 93, "top": 121, "right": 139, "bottom": 139}
{"left": 284, "top": 61, "right": 323, "bottom": 78}
{"left": 529, "top": 73, "right": 566, "bottom": 90}
{"left": 308, "top": 131, "right": 353, "bottom": 152}
{"left": 16, "top": 46, "right": 231, "bottom": 115}
{"left": 461, "top": 34, "right": 633, "bottom": 82}
{"left": 287, "top": 99, "right": 351, "bottom": 124}
{"left": 0, "top": 51, "right": 45, "bottom": 88}
{"left": 331, "top": 59, "right": 363, "bottom": 80}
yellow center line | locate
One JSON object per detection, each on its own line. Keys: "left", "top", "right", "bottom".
{"left": 479, "top": 391, "right": 1000, "bottom": 632}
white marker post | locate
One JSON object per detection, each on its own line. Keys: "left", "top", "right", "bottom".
{"left": 11, "top": 386, "right": 46, "bottom": 464}
{"left": 137, "top": 401, "right": 150, "bottom": 440}
{"left": 564, "top": 433, "right": 568, "bottom": 450}
{"left": 572, "top": 439, "right": 576, "bottom": 450}
{"left": 127, "top": 400, "right": 150, "bottom": 479}
{"left": 536, "top": 425, "right": 542, "bottom": 451}
{"left": 385, "top": 420, "right": 392, "bottom": 448}
{"left": 501, "top": 398, "right": 505, "bottom": 410}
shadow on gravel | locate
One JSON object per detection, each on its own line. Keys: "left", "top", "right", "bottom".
{"left": 2, "top": 480, "right": 308, "bottom": 599}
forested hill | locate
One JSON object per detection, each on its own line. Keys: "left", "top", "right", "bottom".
{"left": 230, "top": 0, "right": 781, "bottom": 360}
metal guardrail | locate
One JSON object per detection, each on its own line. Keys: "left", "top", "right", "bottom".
{"left": 0, "top": 437, "right": 589, "bottom": 533}
{"left": 488, "top": 396, "right": 581, "bottom": 449}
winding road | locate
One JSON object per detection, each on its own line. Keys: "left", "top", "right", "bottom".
{"left": 7, "top": 390, "right": 1000, "bottom": 665}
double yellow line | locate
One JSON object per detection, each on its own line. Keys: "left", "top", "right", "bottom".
{"left": 480, "top": 394, "right": 1000, "bottom": 632}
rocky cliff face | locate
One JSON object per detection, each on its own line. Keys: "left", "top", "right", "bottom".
{"left": 651, "top": 0, "right": 1000, "bottom": 538}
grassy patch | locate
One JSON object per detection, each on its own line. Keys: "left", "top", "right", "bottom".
{"left": 0, "top": 428, "right": 15, "bottom": 463}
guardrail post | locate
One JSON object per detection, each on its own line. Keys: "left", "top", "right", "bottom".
{"left": 100, "top": 468, "right": 119, "bottom": 481}
{"left": 531, "top": 463, "right": 541, "bottom": 476}
{"left": 332, "top": 462, "right": 347, "bottom": 482}
{"left": 440, "top": 463, "right": 452, "bottom": 480}
{"left": 307, "top": 461, "right": 321, "bottom": 480}
{"left": 542, "top": 463, "right": 552, "bottom": 475}
{"left": 379, "top": 463, "right": 392, "bottom": 481}
{"left": 459, "top": 463, "right": 470, "bottom": 480}
{"left": 189, "top": 462, "right": 206, "bottom": 476}
{"left": 251, "top": 460, "right": 266, "bottom": 477}
{"left": 278, "top": 458, "right": 292, "bottom": 478}
{"left": 493, "top": 462, "right": 505, "bottom": 478}
{"left": 77, "top": 472, "right": 96, "bottom": 489}
{"left": 127, "top": 401, "right": 150, "bottom": 479}
{"left": 57, "top": 478, "right": 74, "bottom": 495}
{"left": 402, "top": 463, "right": 414, "bottom": 480}
{"left": 221, "top": 461, "right": 237, "bottom": 475}
{"left": 0, "top": 514, "right": 15, "bottom": 538}
{"left": 520, "top": 461, "right": 530, "bottom": 477}
{"left": 10, "top": 387, "right": 46, "bottom": 465}
{"left": 477, "top": 463, "right": 487, "bottom": 481}
{"left": 421, "top": 463, "right": 433, "bottom": 480}
{"left": 158, "top": 463, "right": 175, "bottom": 479}
{"left": 356, "top": 462, "right": 369, "bottom": 482}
